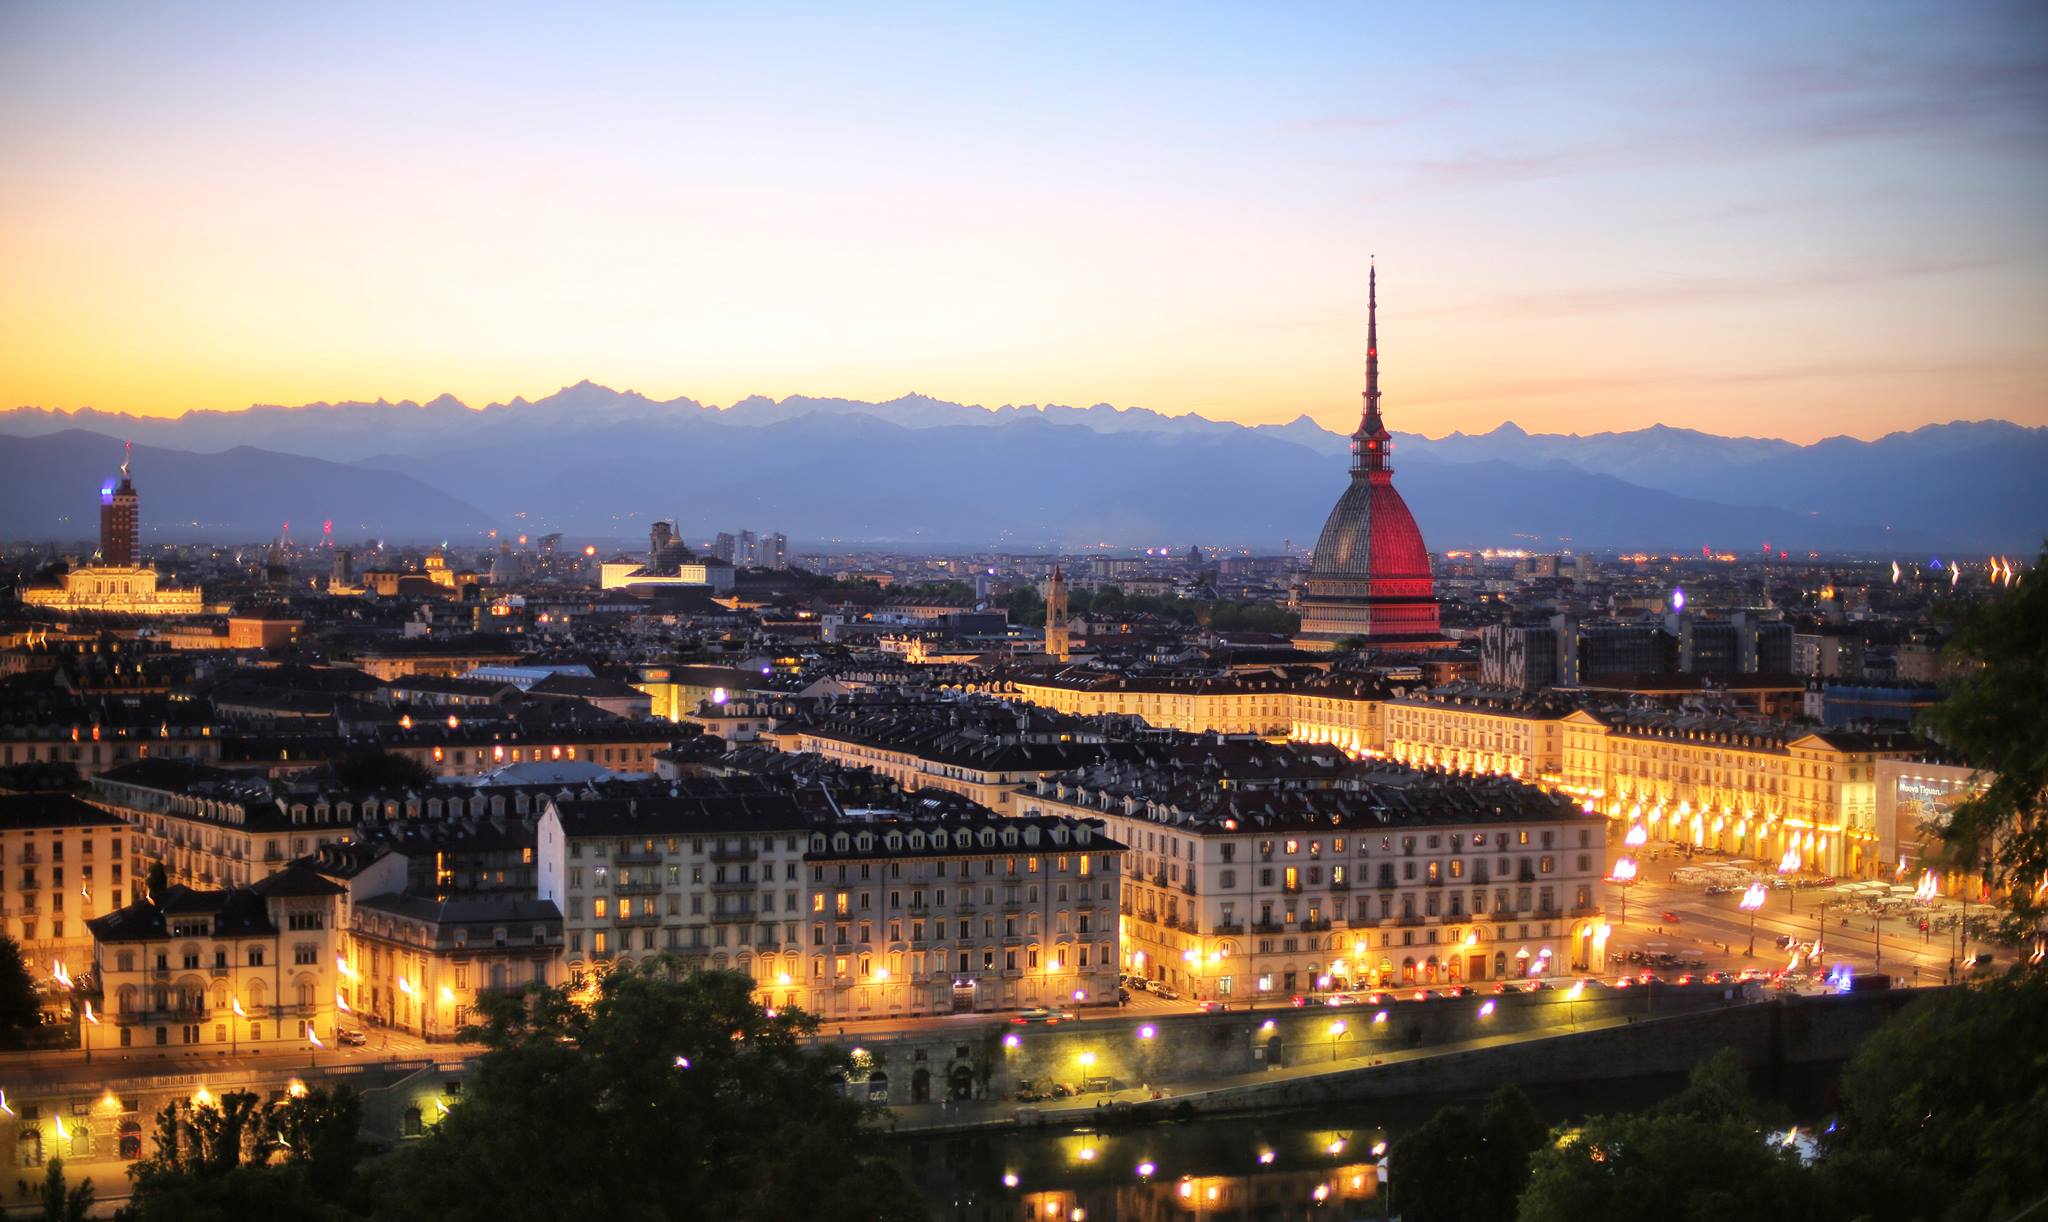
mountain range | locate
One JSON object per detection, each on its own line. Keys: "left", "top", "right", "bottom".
{"left": 1, "top": 387, "right": 2041, "bottom": 552}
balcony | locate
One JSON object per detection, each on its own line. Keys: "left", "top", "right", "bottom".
{"left": 709, "top": 844, "right": 757, "bottom": 863}
{"left": 1150, "top": 872, "right": 1170, "bottom": 888}
{"left": 707, "top": 909, "right": 755, "bottom": 924}
{"left": 615, "top": 849, "right": 663, "bottom": 866}
{"left": 1394, "top": 914, "right": 1426, "bottom": 927}
{"left": 1180, "top": 881, "right": 1198, "bottom": 897}
{"left": 1374, "top": 876, "right": 1399, "bottom": 890}
{"left": 708, "top": 877, "right": 757, "bottom": 893}
{"left": 1250, "top": 920, "right": 1284, "bottom": 935}
{"left": 1212, "top": 921, "right": 1244, "bottom": 936}
{"left": 1299, "top": 918, "right": 1332, "bottom": 933}
{"left": 616, "top": 912, "right": 661, "bottom": 928}
{"left": 1281, "top": 881, "right": 1302, "bottom": 895}
{"left": 1327, "top": 877, "right": 1350, "bottom": 891}
{"left": 614, "top": 879, "right": 663, "bottom": 895}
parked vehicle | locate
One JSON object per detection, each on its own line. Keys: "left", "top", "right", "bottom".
{"left": 338, "top": 1029, "right": 369, "bottom": 1047}
{"left": 1198, "top": 1000, "right": 1233, "bottom": 1013}
{"left": 1013, "top": 1007, "right": 1075, "bottom": 1024}
{"left": 1152, "top": 985, "right": 1180, "bottom": 1001}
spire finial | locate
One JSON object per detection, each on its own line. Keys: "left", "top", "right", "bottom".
{"left": 120, "top": 439, "right": 131, "bottom": 480}
{"left": 1353, "top": 263, "right": 1390, "bottom": 475}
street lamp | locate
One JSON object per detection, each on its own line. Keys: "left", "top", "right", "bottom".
{"left": 1608, "top": 857, "right": 1638, "bottom": 926}
{"left": 1778, "top": 848, "right": 1802, "bottom": 916}
{"left": 1739, "top": 882, "right": 1768, "bottom": 957}
{"left": 1624, "top": 824, "right": 1648, "bottom": 851}
{"left": 1328, "top": 1018, "right": 1346, "bottom": 1064}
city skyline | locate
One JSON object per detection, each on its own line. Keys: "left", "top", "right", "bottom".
{"left": 4, "top": 2, "right": 2045, "bottom": 443}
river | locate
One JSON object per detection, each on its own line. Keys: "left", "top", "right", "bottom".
{"left": 893, "top": 1064, "right": 1842, "bottom": 1221}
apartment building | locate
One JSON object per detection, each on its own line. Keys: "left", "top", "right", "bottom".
{"left": 90, "top": 760, "right": 353, "bottom": 892}
{"left": 86, "top": 865, "right": 342, "bottom": 1052}
{"left": 1380, "top": 684, "right": 1574, "bottom": 785}
{"left": 0, "top": 794, "right": 129, "bottom": 982}
{"left": 1008, "top": 671, "right": 1302, "bottom": 737}
{"left": 773, "top": 700, "right": 1123, "bottom": 816}
{"left": 797, "top": 809, "right": 1124, "bottom": 1019}
{"left": 1018, "top": 739, "right": 1606, "bottom": 1002}
{"left": 537, "top": 783, "right": 816, "bottom": 1001}
{"left": 348, "top": 895, "right": 563, "bottom": 1040}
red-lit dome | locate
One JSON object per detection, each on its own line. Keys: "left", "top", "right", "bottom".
{"left": 1293, "top": 267, "right": 1445, "bottom": 651}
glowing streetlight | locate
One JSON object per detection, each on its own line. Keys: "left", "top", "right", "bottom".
{"left": 1624, "top": 824, "right": 1648, "bottom": 849}
{"left": 1608, "top": 856, "right": 1639, "bottom": 925}
{"left": 1739, "top": 882, "right": 1768, "bottom": 956}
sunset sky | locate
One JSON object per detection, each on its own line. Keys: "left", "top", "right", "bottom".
{"left": 2, "top": 2, "right": 2043, "bottom": 442}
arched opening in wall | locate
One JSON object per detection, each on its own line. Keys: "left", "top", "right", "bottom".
{"left": 16, "top": 1129, "right": 40, "bottom": 1168}
{"left": 1445, "top": 956, "right": 1462, "bottom": 983}
{"left": 1400, "top": 957, "right": 1417, "bottom": 984}
{"left": 911, "top": 1068, "right": 932, "bottom": 1103}
{"left": 1493, "top": 952, "right": 1509, "bottom": 978}
{"left": 947, "top": 1064, "right": 974, "bottom": 1102}
{"left": 865, "top": 1071, "right": 890, "bottom": 1103}
{"left": 119, "top": 1121, "right": 141, "bottom": 1161}
{"left": 402, "top": 1107, "right": 424, "bottom": 1138}
{"left": 1265, "top": 1033, "right": 1283, "bottom": 1067}
{"left": 1423, "top": 956, "right": 1440, "bottom": 984}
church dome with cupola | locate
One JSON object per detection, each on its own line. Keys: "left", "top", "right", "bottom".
{"left": 1293, "top": 268, "right": 1448, "bottom": 652}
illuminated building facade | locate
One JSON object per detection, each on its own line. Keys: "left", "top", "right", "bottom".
{"left": 0, "top": 794, "right": 129, "bottom": 983}
{"left": 537, "top": 786, "right": 1124, "bottom": 1021}
{"left": 1381, "top": 684, "right": 1574, "bottom": 784}
{"left": 797, "top": 812, "right": 1124, "bottom": 1019}
{"left": 1019, "top": 744, "right": 1606, "bottom": 1001}
{"left": 86, "top": 865, "right": 341, "bottom": 1052}
{"left": 347, "top": 895, "right": 563, "bottom": 1040}
{"left": 1563, "top": 709, "right": 1919, "bottom": 878}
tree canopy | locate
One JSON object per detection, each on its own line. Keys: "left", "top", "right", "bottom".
{"left": 330, "top": 749, "right": 434, "bottom": 792}
{"left": 0, "top": 935, "right": 44, "bottom": 1048}
{"left": 1518, "top": 1051, "right": 1814, "bottom": 1222}
{"left": 381, "top": 963, "right": 925, "bottom": 1222}
{"left": 1393, "top": 1084, "right": 1546, "bottom": 1221}
{"left": 1923, "top": 541, "right": 2048, "bottom": 929}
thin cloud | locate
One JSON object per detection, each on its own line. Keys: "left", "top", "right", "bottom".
{"left": 1465, "top": 257, "right": 1994, "bottom": 318}
{"left": 1404, "top": 48, "right": 2048, "bottom": 189}
{"left": 1404, "top": 355, "right": 2037, "bottom": 407}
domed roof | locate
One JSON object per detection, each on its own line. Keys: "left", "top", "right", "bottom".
{"left": 1307, "top": 474, "right": 1431, "bottom": 581}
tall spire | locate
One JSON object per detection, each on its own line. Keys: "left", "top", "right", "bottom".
{"left": 1352, "top": 264, "right": 1391, "bottom": 475}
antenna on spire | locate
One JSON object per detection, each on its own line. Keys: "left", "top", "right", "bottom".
{"left": 1353, "top": 262, "right": 1390, "bottom": 475}
{"left": 120, "top": 439, "right": 131, "bottom": 480}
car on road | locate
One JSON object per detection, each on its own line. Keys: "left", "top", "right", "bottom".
{"left": 1151, "top": 985, "right": 1181, "bottom": 1001}
{"left": 1737, "top": 967, "right": 1769, "bottom": 982}
{"left": 1012, "top": 1008, "right": 1076, "bottom": 1024}
{"left": 1661, "top": 911, "right": 1682, "bottom": 923}
{"left": 338, "top": 1029, "right": 368, "bottom": 1046}
{"left": 1198, "top": 1000, "right": 1233, "bottom": 1013}
{"left": 1438, "top": 986, "right": 1474, "bottom": 998}
{"left": 1703, "top": 971, "right": 1734, "bottom": 985}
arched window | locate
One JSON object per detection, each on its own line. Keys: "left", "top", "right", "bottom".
{"left": 16, "top": 1129, "right": 41, "bottom": 1168}
{"left": 119, "top": 1121, "right": 141, "bottom": 1161}
{"left": 402, "top": 1107, "right": 424, "bottom": 1138}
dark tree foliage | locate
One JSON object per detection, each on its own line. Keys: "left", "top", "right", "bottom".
{"left": 0, "top": 935, "right": 44, "bottom": 1048}
{"left": 330, "top": 749, "right": 434, "bottom": 792}
{"left": 1922, "top": 541, "right": 2048, "bottom": 930}
{"left": 1818, "top": 970, "right": 2048, "bottom": 1222}
{"left": 144, "top": 861, "right": 168, "bottom": 902}
{"left": 120, "top": 1087, "right": 363, "bottom": 1220}
{"left": 1517, "top": 1051, "right": 1814, "bottom": 1222}
{"left": 1393, "top": 1084, "right": 1546, "bottom": 1221}
{"left": 380, "top": 963, "right": 926, "bottom": 1222}
{"left": 40, "top": 1157, "right": 94, "bottom": 1222}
